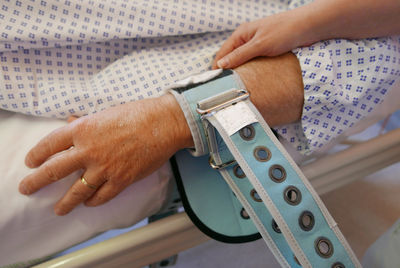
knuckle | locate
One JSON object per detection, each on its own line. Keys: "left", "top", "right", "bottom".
{"left": 252, "top": 38, "right": 264, "bottom": 49}
{"left": 109, "top": 177, "right": 125, "bottom": 188}
{"left": 71, "top": 119, "right": 87, "bottom": 138}
{"left": 42, "top": 163, "right": 59, "bottom": 181}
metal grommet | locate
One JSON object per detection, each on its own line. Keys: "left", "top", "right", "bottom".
{"left": 240, "top": 208, "right": 250, "bottom": 220}
{"left": 250, "top": 189, "right": 262, "bottom": 202}
{"left": 298, "top": 211, "right": 315, "bottom": 231}
{"left": 239, "top": 125, "right": 255, "bottom": 141}
{"left": 268, "top": 164, "right": 286, "bottom": 183}
{"left": 271, "top": 219, "right": 281, "bottom": 233}
{"left": 284, "top": 186, "right": 302, "bottom": 205}
{"left": 294, "top": 255, "right": 301, "bottom": 266}
{"left": 315, "top": 237, "right": 334, "bottom": 258}
{"left": 253, "top": 146, "right": 271, "bottom": 162}
{"left": 233, "top": 164, "right": 246, "bottom": 178}
{"left": 331, "top": 262, "right": 345, "bottom": 268}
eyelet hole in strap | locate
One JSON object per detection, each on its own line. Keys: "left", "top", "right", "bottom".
{"left": 240, "top": 207, "right": 250, "bottom": 220}
{"left": 250, "top": 189, "right": 262, "bottom": 202}
{"left": 331, "top": 262, "right": 345, "bottom": 268}
{"left": 271, "top": 219, "right": 281, "bottom": 233}
{"left": 269, "top": 164, "right": 286, "bottom": 183}
{"left": 299, "top": 211, "right": 315, "bottom": 231}
{"left": 239, "top": 125, "right": 255, "bottom": 141}
{"left": 315, "top": 237, "right": 334, "bottom": 258}
{"left": 233, "top": 164, "right": 246, "bottom": 178}
{"left": 253, "top": 146, "right": 271, "bottom": 162}
{"left": 284, "top": 186, "right": 302, "bottom": 205}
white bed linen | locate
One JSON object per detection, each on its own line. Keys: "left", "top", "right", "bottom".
{"left": 0, "top": 111, "right": 172, "bottom": 267}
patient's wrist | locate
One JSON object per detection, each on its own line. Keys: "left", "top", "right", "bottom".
{"left": 159, "top": 94, "right": 194, "bottom": 150}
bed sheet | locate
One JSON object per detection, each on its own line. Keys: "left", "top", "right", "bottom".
{"left": 0, "top": 111, "right": 172, "bottom": 267}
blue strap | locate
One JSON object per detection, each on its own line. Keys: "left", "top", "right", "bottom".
{"left": 170, "top": 71, "right": 360, "bottom": 268}
{"left": 203, "top": 100, "right": 359, "bottom": 267}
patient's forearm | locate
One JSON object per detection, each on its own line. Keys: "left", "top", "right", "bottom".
{"left": 234, "top": 53, "right": 304, "bottom": 127}
{"left": 165, "top": 52, "right": 304, "bottom": 149}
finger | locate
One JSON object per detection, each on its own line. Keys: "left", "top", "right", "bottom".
{"left": 54, "top": 170, "right": 105, "bottom": 216}
{"left": 25, "top": 125, "right": 74, "bottom": 168}
{"left": 67, "top": 116, "right": 78, "bottom": 123}
{"left": 84, "top": 180, "right": 124, "bottom": 207}
{"left": 216, "top": 39, "right": 263, "bottom": 69}
{"left": 212, "top": 27, "right": 251, "bottom": 69}
{"left": 19, "top": 149, "right": 83, "bottom": 195}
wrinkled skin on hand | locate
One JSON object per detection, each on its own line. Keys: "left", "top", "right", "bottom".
{"left": 19, "top": 94, "right": 192, "bottom": 215}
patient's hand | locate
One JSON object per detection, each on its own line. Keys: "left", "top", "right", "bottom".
{"left": 19, "top": 94, "right": 193, "bottom": 216}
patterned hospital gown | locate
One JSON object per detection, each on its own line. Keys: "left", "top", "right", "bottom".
{"left": 0, "top": 0, "right": 399, "bottom": 155}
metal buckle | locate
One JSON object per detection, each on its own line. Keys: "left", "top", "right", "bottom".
{"left": 209, "top": 155, "right": 237, "bottom": 170}
{"left": 196, "top": 89, "right": 249, "bottom": 116}
{"left": 196, "top": 88, "right": 249, "bottom": 170}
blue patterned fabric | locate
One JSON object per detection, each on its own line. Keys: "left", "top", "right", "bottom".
{"left": 277, "top": 38, "right": 400, "bottom": 154}
{"left": 0, "top": 0, "right": 399, "bottom": 155}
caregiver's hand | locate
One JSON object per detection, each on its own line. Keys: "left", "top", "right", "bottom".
{"left": 213, "top": 0, "right": 400, "bottom": 70}
{"left": 19, "top": 94, "right": 193, "bottom": 216}
{"left": 212, "top": 10, "right": 310, "bottom": 69}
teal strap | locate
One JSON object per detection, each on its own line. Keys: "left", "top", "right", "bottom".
{"left": 170, "top": 71, "right": 361, "bottom": 268}
{"left": 201, "top": 96, "right": 360, "bottom": 267}
{"left": 169, "top": 69, "right": 242, "bottom": 156}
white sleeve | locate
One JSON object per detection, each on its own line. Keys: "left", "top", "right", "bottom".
{"left": 274, "top": 36, "right": 400, "bottom": 155}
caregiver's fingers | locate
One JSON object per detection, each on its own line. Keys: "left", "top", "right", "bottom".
{"left": 54, "top": 170, "right": 105, "bottom": 216}
{"left": 216, "top": 40, "right": 264, "bottom": 69}
{"left": 212, "top": 28, "right": 251, "bottom": 69}
{"left": 19, "top": 150, "right": 83, "bottom": 195}
{"left": 25, "top": 125, "right": 74, "bottom": 168}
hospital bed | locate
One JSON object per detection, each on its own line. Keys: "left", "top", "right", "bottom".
{"left": 30, "top": 126, "right": 400, "bottom": 267}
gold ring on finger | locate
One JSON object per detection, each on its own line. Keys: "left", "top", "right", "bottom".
{"left": 80, "top": 177, "right": 97, "bottom": 190}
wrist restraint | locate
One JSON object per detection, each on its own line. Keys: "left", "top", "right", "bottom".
{"left": 168, "top": 69, "right": 361, "bottom": 268}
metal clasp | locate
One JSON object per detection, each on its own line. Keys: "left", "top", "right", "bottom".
{"left": 209, "top": 155, "right": 237, "bottom": 170}
{"left": 196, "top": 88, "right": 249, "bottom": 170}
{"left": 196, "top": 89, "right": 249, "bottom": 116}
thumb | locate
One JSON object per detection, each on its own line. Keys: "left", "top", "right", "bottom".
{"left": 216, "top": 40, "right": 263, "bottom": 69}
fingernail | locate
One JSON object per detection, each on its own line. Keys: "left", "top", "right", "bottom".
{"left": 217, "top": 57, "right": 228, "bottom": 69}
{"left": 25, "top": 156, "right": 34, "bottom": 168}
{"left": 19, "top": 183, "right": 29, "bottom": 195}
{"left": 54, "top": 207, "right": 66, "bottom": 216}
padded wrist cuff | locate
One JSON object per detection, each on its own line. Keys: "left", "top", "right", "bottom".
{"left": 168, "top": 69, "right": 246, "bottom": 156}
